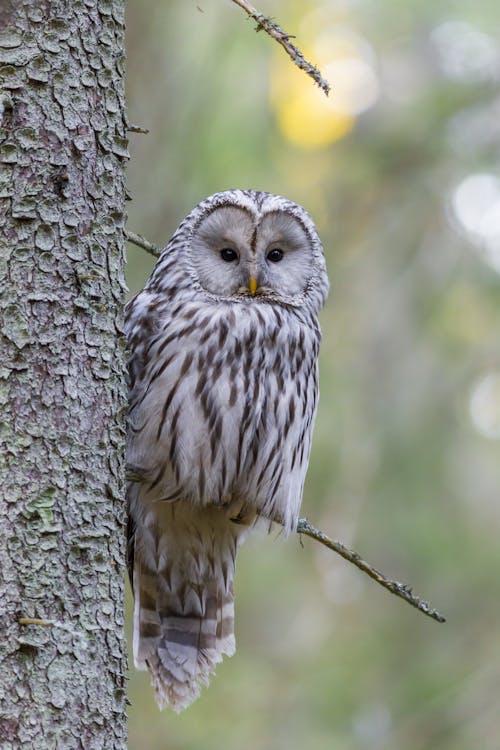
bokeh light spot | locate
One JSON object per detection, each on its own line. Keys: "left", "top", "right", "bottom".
{"left": 431, "top": 21, "right": 500, "bottom": 83}
{"left": 470, "top": 372, "right": 500, "bottom": 440}
{"left": 450, "top": 173, "right": 500, "bottom": 273}
{"left": 324, "top": 57, "right": 379, "bottom": 116}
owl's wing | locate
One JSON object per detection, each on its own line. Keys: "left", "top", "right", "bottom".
{"left": 126, "top": 300, "right": 257, "bottom": 508}
{"left": 240, "top": 321, "right": 320, "bottom": 531}
{"left": 126, "top": 505, "right": 135, "bottom": 586}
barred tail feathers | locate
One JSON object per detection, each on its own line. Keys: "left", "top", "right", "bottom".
{"left": 131, "top": 502, "right": 241, "bottom": 712}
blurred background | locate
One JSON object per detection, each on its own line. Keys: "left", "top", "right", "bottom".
{"left": 125, "top": 1, "right": 500, "bottom": 748}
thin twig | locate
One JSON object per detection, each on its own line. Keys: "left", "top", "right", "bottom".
{"left": 124, "top": 229, "right": 162, "bottom": 258}
{"left": 127, "top": 124, "right": 150, "bottom": 134}
{"left": 18, "top": 617, "right": 53, "bottom": 626}
{"left": 230, "top": 0, "right": 330, "bottom": 96}
{"left": 297, "top": 518, "right": 446, "bottom": 623}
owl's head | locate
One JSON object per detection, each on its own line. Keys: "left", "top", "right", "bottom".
{"left": 158, "top": 190, "right": 329, "bottom": 313}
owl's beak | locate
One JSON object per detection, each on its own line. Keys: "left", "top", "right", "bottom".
{"left": 248, "top": 276, "right": 258, "bottom": 295}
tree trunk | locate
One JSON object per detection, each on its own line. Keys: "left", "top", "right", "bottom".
{"left": 0, "top": 1, "right": 128, "bottom": 747}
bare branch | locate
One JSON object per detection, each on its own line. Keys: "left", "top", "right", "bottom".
{"left": 125, "top": 229, "right": 162, "bottom": 258}
{"left": 127, "top": 124, "right": 150, "bottom": 134}
{"left": 297, "top": 518, "right": 446, "bottom": 624}
{"left": 230, "top": 0, "right": 330, "bottom": 96}
{"left": 18, "top": 618, "right": 53, "bottom": 627}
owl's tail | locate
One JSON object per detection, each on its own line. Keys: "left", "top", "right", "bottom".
{"left": 130, "top": 500, "right": 243, "bottom": 712}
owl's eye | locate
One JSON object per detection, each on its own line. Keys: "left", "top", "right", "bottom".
{"left": 220, "top": 248, "right": 238, "bottom": 262}
{"left": 267, "top": 248, "right": 284, "bottom": 263}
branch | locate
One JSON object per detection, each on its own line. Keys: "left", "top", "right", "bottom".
{"left": 127, "top": 124, "right": 150, "bottom": 134}
{"left": 297, "top": 518, "right": 446, "bottom": 624}
{"left": 124, "top": 229, "right": 162, "bottom": 258}
{"left": 18, "top": 617, "right": 53, "bottom": 627}
{"left": 230, "top": 0, "right": 330, "bottom": 96}
{"left": 126, "top": 468, "right": 445, "bottom": 624}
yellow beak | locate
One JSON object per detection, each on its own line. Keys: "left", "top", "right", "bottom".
{"left": 248, "top": 276, "right": 258, "bottom": 295}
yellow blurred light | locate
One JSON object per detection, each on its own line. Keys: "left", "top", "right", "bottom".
{"left": 270, "top": 23, "right": 378, "bottom": 148}
{"left": 275, "top": 86, "right": 355, "bottom": 148}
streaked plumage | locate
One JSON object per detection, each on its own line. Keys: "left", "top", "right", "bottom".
{"left": 126, "top": 190, "right": 329, "bottom": 711}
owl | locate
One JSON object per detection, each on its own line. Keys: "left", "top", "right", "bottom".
{"left": 126, "top": 190, "right": 329, "bottom": 712}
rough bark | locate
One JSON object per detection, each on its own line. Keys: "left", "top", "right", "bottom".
{"left": 0, "top": 1, "right": 128, "bottom": 748}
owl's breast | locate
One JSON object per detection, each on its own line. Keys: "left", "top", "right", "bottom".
{"left": 126, "top": 298, "right": 320, "bottom": 530}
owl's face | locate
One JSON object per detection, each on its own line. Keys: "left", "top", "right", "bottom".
{"left": 184, "top": 192, "right": 327, "bottom": 309}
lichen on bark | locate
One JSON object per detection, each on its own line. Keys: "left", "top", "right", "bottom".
{"left": 0, "top": 1, "right": 128, "bottom": 747}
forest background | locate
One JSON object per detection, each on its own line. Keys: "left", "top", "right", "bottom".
{"left": 125, "top": 1, "right": 500, "bottom": 748}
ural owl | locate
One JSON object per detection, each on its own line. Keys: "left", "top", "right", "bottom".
{"left": 126, "top": 190, "right": 329, "bottom": 711}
